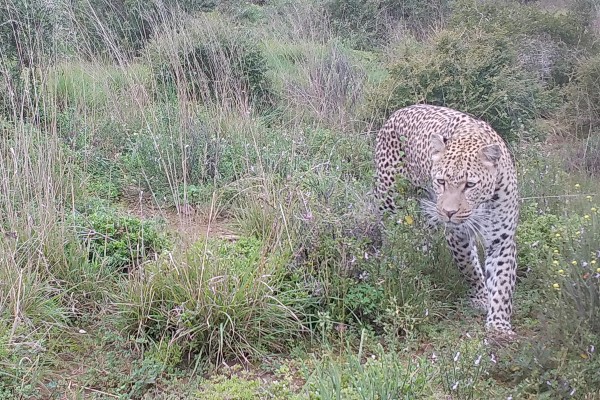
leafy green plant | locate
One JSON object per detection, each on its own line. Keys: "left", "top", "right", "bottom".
{"left": 345, "top": 283, "right": 385, "bottom": 323}
{"left": 72, "top": 202, "right": 170, "bottom": 270}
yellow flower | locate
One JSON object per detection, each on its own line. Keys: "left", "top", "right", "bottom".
{"left": 591, "top": 260, "right": 597, "bottom": 265}
{"left": 404, "top": 215, "right": 414, "bottom": 225}
{"left": 553, "top": 249, "right": 560, "bottom": 254}
{"left": 584, "top": 215, "right": 590, "bottom": 220}
{"left": 575, "top": 184, "right": 581, "bottom": 189}
{"left": 558, "top": 269, "right": 565, "bottom": 274}
{"left": 552, "top": 260, "right": 559, "bottom": 266}
{"left": 571, "top": 260, "right": 578, "bottom": 266}
{"left": 555, "top": 233, "right": 561, "bottom": 238}
{"left": 597, "top": 267, "right": 600, "bottom": 273}
{"left": 592, "top": 207, "right": 597, "bottom": 212}
{"left": 553, "top": 283, "right": 560, "bottom": 289}
{"left": 586, "top": 195, "right": 592, "bottom": 201}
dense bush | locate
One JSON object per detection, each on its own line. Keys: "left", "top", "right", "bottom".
{"left": 147, "top": 16, "right": 274, "bottom": 111}
{"left": 0, "top": 0, "right": 54, "bottom": 120}
{"left": 451, "top": 0, "right": 597, "bottom": 86}
{"left": 324, "top": 0, "right": 384, "bottom": 50}
{"left": 325, "top": 0, "right": 450, "bottom": 49}
{"left": 0, "top": 0, "right": 54, "bottom": 63}
{"left": 370, "top": 29, "right": 555, "bottom": 140}
{"left": 451, "top": 0, "right": 596, "bottom": 48}
{"left": 69, "top": 0, "right": 221, "bottom": 59}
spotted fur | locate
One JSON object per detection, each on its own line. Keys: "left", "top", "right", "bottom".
{"left": 375, "top": 104, "right": 518, "bottom": 334}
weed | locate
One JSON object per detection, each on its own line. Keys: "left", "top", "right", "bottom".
{"left": 437, "top": 339, "right": 491, "bottom": 400}
{"left": 304, "top": 339, "right": 431, "bottom": 399}
{"left": 72, "top": 201, "right": 170, "bottom": 271}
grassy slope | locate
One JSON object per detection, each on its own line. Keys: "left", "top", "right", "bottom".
{"left": 1, "top": 1, "right": 600, "bottom": 399}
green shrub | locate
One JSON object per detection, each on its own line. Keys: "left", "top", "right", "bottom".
{"left": 450, "top": 0, "right": 597, "bottom": 87}
{"left": 325, "top": 0, "right": 450, "bottom": 49}
{"left": 451, "top": 0, "right": 595, "bottom": 48}
{"left": 72, "top": 201, "right": 170, "bottom": 270}
{"left": 325, "top": 0, "right": 384, "bottom": 50}
{"left": 369, "top": 29, "right": 554, "bottom": 140}
{"left": 146, "top": 15, "right": 274, "bottom": 111}
{"left": 516, "top": 202, "right": 564, "bottom": 277}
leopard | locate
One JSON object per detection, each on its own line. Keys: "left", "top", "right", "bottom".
{"left": 375, "top": 104, "right": 519, "bottom": 335}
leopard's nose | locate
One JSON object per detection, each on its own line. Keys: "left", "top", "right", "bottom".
{"left": 446, "top": 209, "right": 457, "bottom": 218}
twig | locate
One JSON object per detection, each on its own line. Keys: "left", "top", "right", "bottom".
{"left": 519, "top": 193, "right": 597, "bottom": 201}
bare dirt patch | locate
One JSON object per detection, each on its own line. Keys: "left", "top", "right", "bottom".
{"left": 123, "top": 196, "right": 239, "bottom": 249}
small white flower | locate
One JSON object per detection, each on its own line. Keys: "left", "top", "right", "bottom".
{"left": 490, "top": 353, "right": 497, "bottom": 364}
{"left": 454, "top": 352, "right": 461, "bottom": 362}
{"left": 474, "top": 354, "right": 482, "bottom": 366}
{"left": 452, "top": 381, "right": 459, "bottom": 391}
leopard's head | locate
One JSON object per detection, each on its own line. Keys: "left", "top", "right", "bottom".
{"left": 428, "top": 133, "right": 501, "bottom": 226}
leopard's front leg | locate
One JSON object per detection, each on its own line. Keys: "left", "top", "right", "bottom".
{"left": 445, "top": 228, "right": 487, "bottom": 311}
{"left": 483, "top": 236, "right": 517, "bottom": 333}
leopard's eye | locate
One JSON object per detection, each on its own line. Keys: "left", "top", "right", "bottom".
{"left": 465, "top": 181, "right": 477, "bottom": 188}
{"left": 436, "top": 179, "right": 445, "bottom": 186}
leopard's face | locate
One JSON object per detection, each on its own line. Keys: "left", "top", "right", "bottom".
{"left": 429, "top": 134, "right": 500, "bottom": 225}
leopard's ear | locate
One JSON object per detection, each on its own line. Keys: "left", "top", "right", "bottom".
{"left": 431, "top": 134, "right": 446, "bottom": 162}
{"left": 479, "top": 144, "right": 502, "bottom": 168}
